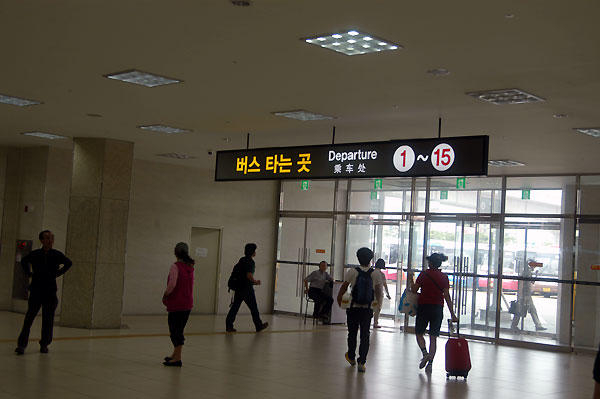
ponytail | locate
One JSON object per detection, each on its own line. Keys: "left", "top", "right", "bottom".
{"left": 174, "top": 242, "right": 195, "bottom": 265}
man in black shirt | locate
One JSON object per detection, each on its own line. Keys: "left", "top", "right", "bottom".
{"left": 225, "top": 243, "right": 268, "bottom": 333}
{"left": 15, "top": 230, "right": 72, "bottom": 354}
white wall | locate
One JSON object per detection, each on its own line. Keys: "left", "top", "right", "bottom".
{"left": 124, "top": 159, "right": 278, "bottom": 315}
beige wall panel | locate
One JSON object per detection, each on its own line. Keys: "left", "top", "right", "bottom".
{"left": 124, "top": 160, "right": 278, "bottom": 315}
{"left": 71, "top": 139, "right": 104, "bottom": 198}
{"left": 92, "top": 262, "right": 124, "bottom": 328}
{"left": 60, "top": 261, "right": 95, "bottom": 328}
{"left": 66, "top": 196, "right": 100, "bottom": 262}
{"left": 96, "top": 198, "right": 129, "bottom": 264}
{"left": 0, "top": 148, "right": 16, "bottom": 309}
{"left": 101, "top": 140, "right": 133, "bottom": 201}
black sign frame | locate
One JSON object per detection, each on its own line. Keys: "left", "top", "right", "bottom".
{"left": 215, "top": 135, "right": 488, "bottom": 181}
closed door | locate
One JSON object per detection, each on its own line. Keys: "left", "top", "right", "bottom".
{"left": 275, "top": 217, "right": 333, "bottom": 314}
{"left": 190, "top": 227, "right": 221, "bottom": 314}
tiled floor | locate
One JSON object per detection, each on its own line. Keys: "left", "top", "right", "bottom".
{"left": 0, "top": 311, "right": 595, "bottom": 398}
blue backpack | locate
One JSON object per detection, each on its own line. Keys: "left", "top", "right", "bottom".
{"left": 351, "top": 267, "right": 375, "bottom": 306}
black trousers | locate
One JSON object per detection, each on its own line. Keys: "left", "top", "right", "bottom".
{"left": 226, "top": 288, "right": 263, "bottom": 331}
{"left": 308, "top": 287, "right": 333, "bottom": 317}
{"left": 17, "top": 291, "right": 58, "bottom": 348}
{"left": 346, "top": 307, "right": 373, "bottom": 364}
{"left": 168, "top": 310, "right": 191, "bottom": 347}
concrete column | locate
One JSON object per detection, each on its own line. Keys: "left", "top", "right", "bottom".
{"left": 61, "top": 138, "right": 133, "bottom": 329}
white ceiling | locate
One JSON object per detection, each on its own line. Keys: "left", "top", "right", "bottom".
{"left": 1, "top": 0, "right": 599, "bottom": 175}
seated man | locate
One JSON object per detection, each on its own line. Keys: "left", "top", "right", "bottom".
{"left": 304, "top": 261, "right": 334, "bottom": 319}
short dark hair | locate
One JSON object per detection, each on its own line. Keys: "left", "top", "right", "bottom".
{"left": 356, "top": 247, "right": 374, "bottom": 266}
{"left": 375, "top": 258, "right": 386, "bottom": 269}
{"left": 39, "top": 230, "right": 52, "bottom": 240}
{"left": 426, "top": 253, "right": 448, "bottom": 269}
{"left": 244, "top": 243, "right": 257, "bottom": 256}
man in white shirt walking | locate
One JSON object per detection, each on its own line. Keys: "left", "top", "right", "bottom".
{"left": 336, "top": 247, "right": 383, "bottom": 372}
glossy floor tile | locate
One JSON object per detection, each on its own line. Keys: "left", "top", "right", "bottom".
{"left": 0, "top": 311, "right": 595, "bottom": 398}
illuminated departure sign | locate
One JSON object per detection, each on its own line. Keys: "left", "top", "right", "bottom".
{"left": 215, "top": 135, "right": 488, "bottom": 181}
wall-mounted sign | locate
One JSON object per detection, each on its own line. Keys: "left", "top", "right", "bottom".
{"left": 440, "top": 190, "right": 448, "bottom": 200}
{"left": 592, "top": 265, "right": 600, "bottom": 270}
{"left": 374, "top": 178, "right": 383, "bottom": 190}
{"left": 370, "top": 191, "right": 378, "bottom": 200}
{"left": 215, "top": 136, "right": 489, "bottom": 181}
{"left": 522, "top": 189, "right": 531, "bottom": 200}
{"left": 456, "top": 177, "right": 466, "bottom": 189}
{"left": 316, "top": 249, "right": 326, "bottom": 254}
{"left": 301, "top": 180, "right": 309, "bottom": 190}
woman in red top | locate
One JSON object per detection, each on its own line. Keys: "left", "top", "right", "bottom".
{"left": 409, "top": 253, "right": 457, "bottom": 372}
{"left": 162, "top": 242, "right": 195, "bottom": 367}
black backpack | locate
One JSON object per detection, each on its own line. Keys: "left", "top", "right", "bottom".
{"left": 351, "top": 267, "right": 375, "bottom": 306}
{"left": 227, "top": 262, "right": 244, "bottom": 292}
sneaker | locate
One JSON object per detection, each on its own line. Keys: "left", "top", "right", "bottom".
{"left": 536, "top": 326, "right": 547, "bottom": 331}
{"left": 40, "top": 346, "right": 49, "bottom": 354}
{"left": 357, "top": 363, "right": 366, "bottom": 372}
{"left": 226, "top": 327, "right": 237, "bottom": 333}
{"left": 256, "top": 322, "right": 269, "bottom": 332}
{"left": 345, "top": 352, "right": 356, "bottom": 366}
{"left": 15, "top": 347, "right": 24, "bottom": 355}
{"left": 419, "top": 353, "right": 430, "bottom": 369}
{"left": 425, "top": 362, "right": 433, "bottom": 373}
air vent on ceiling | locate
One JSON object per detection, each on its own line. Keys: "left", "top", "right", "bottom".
{"left": 272, "top": 110, "right": 335, "bottom": 121}
{"left": 105, "top": 70, "right": 181, "bottom": 88}
{"left": 466, "top": 89, "right": 545, "bottom": 105}
{"left": 139, "top": 125, "right": 191, "bottom": 134}
{"left": 157, "top": 153, "right": 196, "bottom": 159}
{"left": 0, "top": 94, "right": 42, "bottom": 106}
{"left": 488, "top": 160, "right": 525, "bottom": 167}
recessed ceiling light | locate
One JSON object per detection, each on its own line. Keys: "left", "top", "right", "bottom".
{"left": 87, "top": 113, "right": 102, "bottom": 117}
{"left": 553, "top": 114, "right": 568, "bottom": 118}
{"left": 157, "top": 153, "right": 196, "bottom": 159}
{"left": 272, "top": 110, "right": 335, "bottom": 121}
{"left": 505, "top": 13, "right": 515, "bottom": 19}
{"left": 0, "top": 94, "right": 42, "bottom": 106}
{"left": 138, "top": 124, "right": 191, "bottom": 134}
{"left": 105, "top": 70, "right": 181, "bottom": 87}
{"left": 574, "top": 128, "right": 600, "bottom": 138}
{"left": 488, "top": 160, "right": 525, "bottom": 167}
{"left": 466, "top": 88, "right": 545, "bottom": 105}
{"left": 302, "top": 30, "right": 403, "bottom": 56}
{"left": 231, "top": 0, "right": 251, "bottom": 5}
{"left": 427, "top": 68, "right": 450, "bottom": 76}
{"left": 22, "top": 131, "right": 67, "bottom": 140}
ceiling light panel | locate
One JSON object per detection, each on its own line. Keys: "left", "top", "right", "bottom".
{"left": 303, "top": 30, "right": 402, "bottom": 56}
{"left": 139, "top": 125, "right": 191, "bottom": 134}
{"left": 105, "top": 70, "right": 181, "bottom": 87}
{"left": 0, "top": 94, "right": 42, "bottom": 106}
{"left": 488, "top": 160, "right": 525, "bottom": 167}
{"left": 273, "top": 110, "right": 335, "bottom": 121}
{"left": 157, "top": 153, "right": 196, "bottom": 159}
{"left": 22, "top": 132, "right": 67, "bottom": 140}
{"left": 466, "top": 89, "right": 545, "bottom": 105}
{"left": 574, "top": 128, "right": 600, "bottom": 138}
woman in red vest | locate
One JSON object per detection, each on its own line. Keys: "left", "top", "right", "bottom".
{"left": 162, "top": 242, "right": 195, "bottom": 367}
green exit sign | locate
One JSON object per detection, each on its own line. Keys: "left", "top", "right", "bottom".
{"left": 370, "top": 191, "right": 378, "bottom": 200}
{"left": 440, "top": 190, "right": 448, "bottom": 200}
{"left": 456, "top": 177, "right": 466, "bottom": 189}
{"left": 301, "top": 180, "right": 309, "bottom": 191}
{"left": 374, "top": 178, "right": 383, "bottom": 190}
{"left": 522, "top": 189, "right": 530, "bottom": 200}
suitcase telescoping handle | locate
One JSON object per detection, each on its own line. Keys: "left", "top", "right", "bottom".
{"left": 448, "top": 319, "right": 459, "bottom": 338}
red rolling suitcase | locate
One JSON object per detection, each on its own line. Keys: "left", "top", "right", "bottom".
{"left": 445, "top": 320, "right": 471, "bottom": 380}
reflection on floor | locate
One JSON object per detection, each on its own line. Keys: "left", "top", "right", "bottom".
{"left": 0, "top": 312, "right": 594, "bottom": 399}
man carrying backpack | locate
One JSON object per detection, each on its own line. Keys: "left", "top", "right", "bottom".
{"left": 225, "top": 243, "right": 269, "bottom": 333}
{"left": 336, "top": 247, "right": 383, "bottom": 372}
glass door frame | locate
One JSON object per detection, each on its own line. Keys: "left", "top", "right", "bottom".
{"left": 274, "top": 213, "right": 335, "bottom": 316}
{"left": 422, "top": 214, "right": 503, "bottom": 343}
